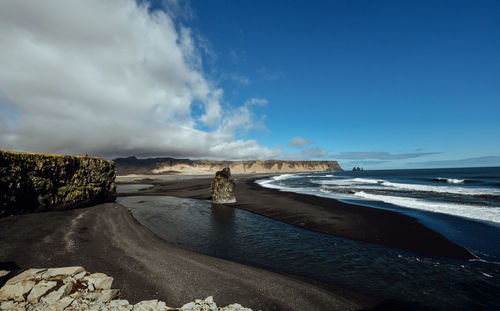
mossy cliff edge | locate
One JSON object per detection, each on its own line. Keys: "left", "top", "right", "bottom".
{"left": 0, "top": 150, "right": 116, "bottom": 216}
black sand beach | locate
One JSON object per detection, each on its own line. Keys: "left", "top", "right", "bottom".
{"left": 0, "top": 173, "right": 476, "bottom": 310}
{"left": 0, "top": 202, "right": 378, "bottom": 310}
{"left": 128, "top": 175, "right": 473, "bottom": 259}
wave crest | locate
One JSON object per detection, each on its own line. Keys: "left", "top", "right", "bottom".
{"left": 434, "top": 177, "right": 466, "bottom": 184}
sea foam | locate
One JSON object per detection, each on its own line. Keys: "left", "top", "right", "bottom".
{"left": 353, "top": 191, "right": 500, "bottom": 224}
{"left": 313, "top": 177, "right": 499, "bottom": 196}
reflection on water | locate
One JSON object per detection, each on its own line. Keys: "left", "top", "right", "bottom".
{"left": 209, "top": 204, "right": 236, "bottom": 258}
{"left": 117, "top": 196, "right": 500, "bottom": 310}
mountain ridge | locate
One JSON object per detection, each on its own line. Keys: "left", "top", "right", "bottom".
{"left": 114, "top": 156, "right": 342, "bottom": 175}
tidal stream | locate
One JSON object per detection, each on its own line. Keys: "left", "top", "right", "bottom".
{"left": 116, "top": 193, "right": 500, "bottom": 310}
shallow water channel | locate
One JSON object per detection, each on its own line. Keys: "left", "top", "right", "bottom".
{"left": 116, "top": 194, "right": 500, "bottom": 310}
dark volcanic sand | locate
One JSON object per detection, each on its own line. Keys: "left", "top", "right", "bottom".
{"left": 0, "top": 203, "right": 377, "bottom": 310}
{"left": 128, "top": 175, "right": 473, "bottom": 259}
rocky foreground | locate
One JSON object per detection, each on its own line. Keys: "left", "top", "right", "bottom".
{"left": 0, "top": 267, "right": 251, "bottom": 311}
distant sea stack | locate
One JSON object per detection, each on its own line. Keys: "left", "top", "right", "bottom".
{"left": 114, "top": 156, "right": 342, "bottom": 175}
{"left": 0, "top": 150, "right": 116, "bottom": 216}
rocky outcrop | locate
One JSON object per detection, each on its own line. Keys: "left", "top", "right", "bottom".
{"left": 0, "top": 150, "right": 116, "bottom": 216}
{"left": 115, "top": 156, "right": 342, "bottom": 175}
{"left": 0, "top": 267, "right": 252, "bottom": 311}
{"left": 210, "top": 167, "right": 236, "bottom": 204}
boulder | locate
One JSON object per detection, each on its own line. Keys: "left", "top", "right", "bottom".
{"left": 0, "top": 280, "right": 36, "bottom": 302}
{"left": 27, "top": 280, "right": 57, "bottom": 302}
{"left": 86, "top": 272, "right": 113, "bottom": 290}
{"left": 5, "top": 268, "right": 46, "bottom": 285}
{"left": 210, "top": 167, "right": 236, "bottom": 204}
{"left": 0, "top": 266, "right": 252, "bottom": 311}
{"left": 42, "top": 266, "right": 84, "bottom": 280}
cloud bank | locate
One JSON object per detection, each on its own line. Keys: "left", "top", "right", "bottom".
{"left": 0, "top": 0, "right": 279, "bottom": 159}
{"left": 331, "top": 152, "right": 438, "bottom": 160}
{"left": 407, "top": 156, "right": 500, "bottom": 168}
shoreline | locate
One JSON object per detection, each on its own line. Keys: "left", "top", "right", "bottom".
{"left": 126, "top": 174, "right": 473, "bottom": 259}
{"left": 1, "top": 173, "right": 477, "bottom": 310}
{"left": 0, "top": 203, "right": 379, "bottom": 310}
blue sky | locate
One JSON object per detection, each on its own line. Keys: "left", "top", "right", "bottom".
{"left": 182, "top": 0, "right": 500, "bottom": 168}
{"left": 0, "top": 0, "right": 499, "bottom": 169}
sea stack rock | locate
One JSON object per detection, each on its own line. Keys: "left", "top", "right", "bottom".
{"left": 210, "top": 167, "right": 236, "bottom": 204}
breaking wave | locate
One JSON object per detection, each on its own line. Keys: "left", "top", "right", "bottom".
{"left": 434, "top": 177, "right": 467, "bottom": 184}
{"left": 353, "top": 191, "right": 500, "bottom": 224}
{"left": 257, "top": 168, "right": 500, "bottom": 224}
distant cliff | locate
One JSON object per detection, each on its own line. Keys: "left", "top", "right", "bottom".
{"left": 0, "top": 150, "right": 116, "bottom": 216}
{"left": 114, "top": 156, "right": 342, "bottom": 175}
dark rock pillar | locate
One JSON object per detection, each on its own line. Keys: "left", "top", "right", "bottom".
{"left": 210, "top": 167, "right": 236, "bottom": 204}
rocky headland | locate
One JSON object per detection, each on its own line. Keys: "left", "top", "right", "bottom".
{"left": 114, "top": 156, "right": 342, "bottom": 175}
{"left": 0, "top": 150, "right": 116, "bottom": 216}
{"left": 0, "top": 267, "right": 251, "bottom": 311}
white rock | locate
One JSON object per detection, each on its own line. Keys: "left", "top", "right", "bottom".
{"left": 133, "top": 299, "right": 167, "bottom": 311}
{"left": 0, "top": 280, "right": 36, "bottom": 302}
{"left": 180, "top": 301, "right": 196, "bottom": 310}
{"left": 86, "top": 273, "right": 113, "bottom": 290}
{"left": 0, "top": 300, "right": 17, "bottom": 310}
{"left": 5, "top": 269, "right": 45, "bottom": 285}
{"left": 27, "top": 280, "right": 57, "bottom": 302}
{"left": 107, "top": 299, "right": 133, "bottom": 311}
{"left": 180, "top": 296, "right": 218, "bottom": 310}
{"left": 70, "top": 291, "right": 83, "bottom": 300}
{"left": 43, "top": 267, "right": 85, "bottom": 280}
{"left": 81, "top": 291, "right": 102, "bottom": 302}
{"left": 54, "top": 296, "right": 74, "bottom": 310}
{"left": 74, "top": 271, "right": 87, "bottom": 281}
{"left": 220, "top": 303, "right": 253, "bottom": 311}
{"left": 96, "top": 289, "right": 120, "bottom": 303}
{"left": 0, "top": 267, "right": 252, "bottom": 311}
{"left": 42, "top": 282, "right": 72, "bottom": 304}
{"left": 0, "top": 270, "right": 10, "bottom": 278}
{"left": 67, "top": 298, "right": 90, "bottom": 310}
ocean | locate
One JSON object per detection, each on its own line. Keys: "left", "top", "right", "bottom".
{"left": 257, "top": 167, "right": 500, "bottom": 225}
{"left": 257, "top": 167, "right": 500, "bottom": 260}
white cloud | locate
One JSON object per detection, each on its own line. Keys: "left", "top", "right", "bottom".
{"left": 407, "top": 155, "right": 500, "bottom": 168}
{"left": 331, "top": 152, "right": 438, "bottom": 160}
{"left": 218, "top": 98, "right": 268, "bottom": 135}
{"left": 288, "top": 137, "right": 312, "bottom": 148}
{"left": 0, "top": 0, "right": 277, "bottom": 159}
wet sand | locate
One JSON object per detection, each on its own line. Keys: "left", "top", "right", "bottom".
{"left": 127, "top": 175, "right": 473, "bottom": 259}
{"left": 0, "top": 203, "right": 377, "bottom": 310}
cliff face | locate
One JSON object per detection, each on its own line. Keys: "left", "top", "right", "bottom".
{"left": 0, "top": 150, "right": 116, "bottom": 216}
{"left": 114, "top": 156, "right": 342, "bottom": 175}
